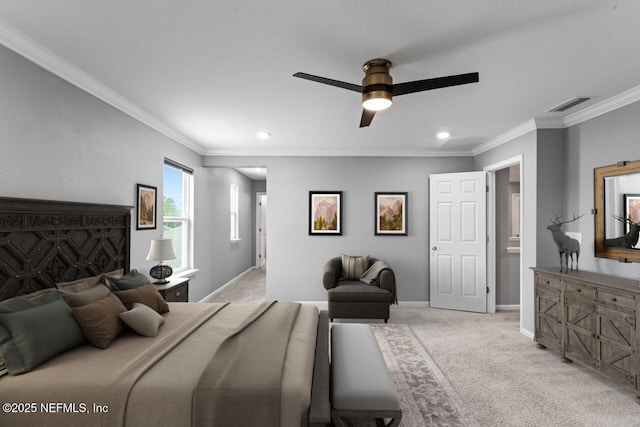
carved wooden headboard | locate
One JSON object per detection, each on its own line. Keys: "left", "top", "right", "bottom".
{"left": 0, "top": 197, "right": 132, "bottom": 301}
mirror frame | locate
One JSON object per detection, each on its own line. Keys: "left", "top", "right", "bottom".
{"left": 594, "top": 159, "right": 640, "bottom": 262}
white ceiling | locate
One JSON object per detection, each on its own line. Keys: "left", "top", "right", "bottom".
{"left": 1, "top": 1, "right": 639, "bottom": 157}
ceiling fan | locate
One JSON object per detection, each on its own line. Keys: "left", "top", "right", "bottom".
{"left": 293, "top": 59, "right": 479, "bottom": 128}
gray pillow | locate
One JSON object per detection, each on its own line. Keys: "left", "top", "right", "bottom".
{"left": 0, "top": 355, "right": 7, "bottom": 377}
{"left": 106, "top": 269, "right": 151, "bottom": 291}
{"left": 0, "top": 290, "right": 86, "bottom": 375}
{"left": 119, "top": 303, "right": 165, "bottom": 337}
{"left": 55, "top": 274, "right": 104, "bottom": 292}
{"left": 341, "top": 254, "right": 370, "bottom": 280}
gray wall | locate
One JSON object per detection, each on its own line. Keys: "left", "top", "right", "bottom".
{"left": 0, "top": 44, "right": 256, "bottom": 301}
{"left": 206, "top": 155, "right": 474, "bottom": 302}
{"left": 565, "top": 101, "right": 640, "bottom": 279}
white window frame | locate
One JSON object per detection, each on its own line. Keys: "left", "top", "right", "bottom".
{"left": 230, "top": 184, "right": 240, "bottom": 241}
{"left": 163, "top": 160, "right": 194, "bottom": 274}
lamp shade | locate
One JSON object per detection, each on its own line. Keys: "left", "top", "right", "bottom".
{"left": 146, "top": 238, "right": 176, "bottom": 262}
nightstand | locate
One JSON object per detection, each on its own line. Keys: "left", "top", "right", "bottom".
{"left": 155, "top": 277, "right": 189, "bottom": 302}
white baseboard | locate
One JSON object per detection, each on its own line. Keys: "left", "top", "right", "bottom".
{"left": 199, "top": 266, "right": 257, "bottom": 303}
{"left": 496, "top": 304, "right": 520, "bottom": 311}
{"left": 521, "top": 327, "right": 535, "bottom": 340}
{"left": 396, "top": 301, "right": 430, "bottom": 308}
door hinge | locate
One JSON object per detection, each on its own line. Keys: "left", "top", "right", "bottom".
{"left": 486, "top": 286, "right": 490, "bottom": 294}
{"left": 486, "top": 235, "right": 489, "bottom": 243}
{"left": 486, "top": 185, "right": 489, "bottom": 192}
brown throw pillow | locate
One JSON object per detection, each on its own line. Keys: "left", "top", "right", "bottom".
{"left": 114, "top": 284, "right": 169, "bottom": 314}
{"left": 72, "top": 293, "right": 127, "bottom": 349}
{"left": 59, "top": 284, "right": 111, "bottom": 308}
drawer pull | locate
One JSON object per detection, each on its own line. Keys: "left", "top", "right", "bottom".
{"left": 546, "top": 280, "right": 550, "bottom": 284}
{"left": 176, "top": 291, "right": 181, "bottom": 296}
{"left": 577, "top": 289, "right": 581, "bottom": 293}
{"left": 611, "top": 297, "right": 617, "bottom": 302}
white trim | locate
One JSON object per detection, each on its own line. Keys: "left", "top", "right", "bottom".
{"left": 496, "top": 304, "right": 520, "bottom": 311}
{"left": 521, "top": 327, "right": 535, "bottom": 340}
{"left": 506, "top": 247, "right": 521, "bottom": 254}
{"left": 202, "top": 148, "right": 474, "bottom": 157}
{"left": 483, "top": 155, "right": 523, "bottom": 321}
{"left": 564, "top": 84, "right": 640, "bottom": 127}
{"left": 0, "top": 19, "right": 204, "bottom": 155}
{"left": 198, "top": 266, "right": 255, "bottom": 302}
{"left": 473, "top": 120, "right": 537, "bottom": 156}
{"left": 171, "top": 268, "right": 199, "bottom": 280}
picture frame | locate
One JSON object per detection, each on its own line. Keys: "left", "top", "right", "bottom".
{"left": 375, "top": 192, "right": 407, "bottom": 235}
{"left": 136, "top": 184, "right": 157, "bottom": 230}
{"left": 309, "top": 191, "right": 342, "bottom": 235}
{"left": 623, "top": 193, "right": 640, "bottom": 233}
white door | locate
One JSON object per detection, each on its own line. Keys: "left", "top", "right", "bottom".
{"left": 429, "top": 171, "right": 487, "bottom": 313}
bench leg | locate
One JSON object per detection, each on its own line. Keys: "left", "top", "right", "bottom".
{"left": 332, "top": 410, "right": 401, "bottom": 427}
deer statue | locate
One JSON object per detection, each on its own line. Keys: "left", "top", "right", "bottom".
{"left": 605, "top": 215, "right": 640, "bottom": 248}
{"left": 547, "top": 213, "right": 585, "bottom": 273}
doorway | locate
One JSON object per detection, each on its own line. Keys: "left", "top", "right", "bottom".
{"left": 484, "top": 155, "right": 523, "bottom": 320}
{"left": 256, "top": 192, "right": 267, "bottom": 268}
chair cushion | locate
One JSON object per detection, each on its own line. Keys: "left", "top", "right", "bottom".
{"left": 328, "top": 282, "right": 391, "bottom": 303}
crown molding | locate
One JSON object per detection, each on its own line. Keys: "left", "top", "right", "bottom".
{"left": 202, "top": 148, "right": 474, "bottom": 157}
{"left": 563, "top": 84, "right": 640, "bottom": 127}
{"left": 472, "top": 119, "right": 537, "bottom": 156}
{"left": 473, "top": 85, "right": 640, "bottom": 156}
{"left": 0, "top": 19, "right": 205, "bottom": 155}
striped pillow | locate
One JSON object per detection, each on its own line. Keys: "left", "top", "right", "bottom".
{"left": 341, "top": 254, "right": 370, "bottom": 280}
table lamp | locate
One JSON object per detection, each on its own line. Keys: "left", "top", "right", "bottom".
{"left": 146, "top": 238, "right": 176, "bottom": 284}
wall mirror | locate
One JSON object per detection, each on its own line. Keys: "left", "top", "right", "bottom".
{"left": 594, "top": 159, "right": 640, "bottom": 262}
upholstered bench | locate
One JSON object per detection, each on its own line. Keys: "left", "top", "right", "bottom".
{"left": 330, "top": 324, "right": 402, "bottom": 427}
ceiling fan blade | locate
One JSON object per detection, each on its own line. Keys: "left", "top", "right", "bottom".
{"left": 293, "top": 72, "right": 362, "bottom": 93}
{"left": 359, "top": 109, "right": 376, "bottom": 128}
{"left": 392, "top": 72, "right": 479, "bottom": 96}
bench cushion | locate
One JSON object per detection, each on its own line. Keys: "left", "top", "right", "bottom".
{"left": 327, "top": 282, "right": 391, "bottom": 303}
{"left": 331, "top": 324, "right": 400, "bottom": 412}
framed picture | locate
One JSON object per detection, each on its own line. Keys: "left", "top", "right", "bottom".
{"left": 309, "top": 191, "right": 342, "bottom": 235}
{"left": 375, "top": 192, "right": 407, "bottom": 235}
{"left": 624, "top": 193, "right": 640, "bottom": 232}
{"left": 136, "top": 184, "right": 157, "bottom": 230}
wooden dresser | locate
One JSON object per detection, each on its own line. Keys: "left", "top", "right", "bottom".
{"left": 532, "top": 267, "right": 640, "bottom": 401}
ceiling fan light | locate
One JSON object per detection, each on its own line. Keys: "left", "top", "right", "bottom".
{"left": 362, "top": 93, "right": 392, "bottom": 111}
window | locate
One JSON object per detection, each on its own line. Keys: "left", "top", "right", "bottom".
{"left": 163, "top": 159, "right": 193, "bottom": 274}
{"left": 230, "top": 184, "right": 239, "bottom": 241}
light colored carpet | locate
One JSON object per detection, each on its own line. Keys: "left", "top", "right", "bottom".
{"left": 211, "top": 268, "right": 640, "bottom": 426}
{"left": 369, "top": 324, "right": 479, "bottom": 427}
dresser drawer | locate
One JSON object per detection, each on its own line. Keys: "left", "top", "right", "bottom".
{"left": 564, "top": 279, "right": 596, "bottom": 300}
{"left": 597, "top": 289, "right": 635, "bottom": 312}
{"left": 536, "top": 273, "right": 562, "bottom": 291}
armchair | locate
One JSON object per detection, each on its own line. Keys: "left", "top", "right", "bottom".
{"left": 323, "top": 256, "right": 397, "bottom": 323}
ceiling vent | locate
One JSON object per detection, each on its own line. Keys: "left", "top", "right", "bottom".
{"left": 546, "top": 97, "right": 591, "bottom": 113}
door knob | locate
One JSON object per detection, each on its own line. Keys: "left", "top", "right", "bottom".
{"left": 432, "top": 246, "right": 437, "bottom": 250}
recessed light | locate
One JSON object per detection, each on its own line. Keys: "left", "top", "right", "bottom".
{"left": 256, "top": 131, "right": 271, "bottom": 140}
{"left": 437, "top": 131, "right": 450, "bottom": 140}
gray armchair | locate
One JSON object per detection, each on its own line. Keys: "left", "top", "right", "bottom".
{"left": 323, "top": 257, "right": 397, "bottom": 323}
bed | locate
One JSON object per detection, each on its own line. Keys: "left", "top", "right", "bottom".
{"left": 0, "top": 197, "right": 330, "bottom": 427}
